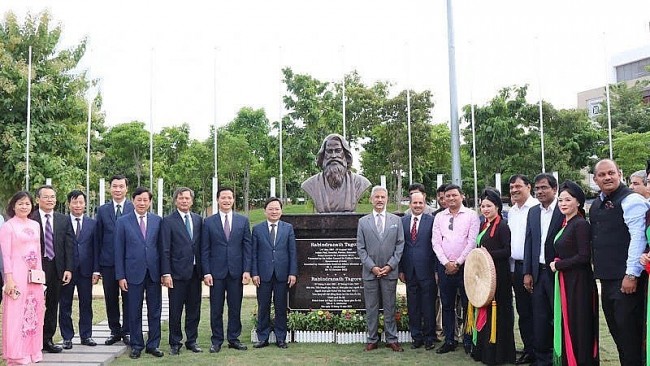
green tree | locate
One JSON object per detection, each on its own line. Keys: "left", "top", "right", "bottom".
{"left": 0, "top": 10, "right": 105, "bottom": 203}
{"left": 597, "top": 80, "right": 650, "bottom": 133}
{"left": 97, "top": 121, "right": 150, "bottom": 189}
{"left": 609, "top": 131, "right": 650, "bottom": 178}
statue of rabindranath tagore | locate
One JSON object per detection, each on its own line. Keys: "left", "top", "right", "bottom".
{"left": 301, "top": 134, "right": 371, "bottom": 213}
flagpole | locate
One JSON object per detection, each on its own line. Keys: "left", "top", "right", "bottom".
{"left": 278, "top": 46, "right": 284, "bottom": 203}
{"left": 86, "top": 94, "right": 92, "bottom": 201}
{"left": 341, "top": 45, "right": 346, "bottom": 140}
{"left": 536, "top": 36, "right": 546, "bottom": 173}
{"left": 603, "top": 32, "right": 613, "bottom": 159}
{"left": 213, "top": 47, "right": 219, "bottom": 209}
{"left": 446, "top": 0, "right": 461, "bottom": 186}
{"left": 149, "top": 48, "right": 155, "bottom": 195}
{"left": 25, "top": 46, "right": 33, "bottom": 191}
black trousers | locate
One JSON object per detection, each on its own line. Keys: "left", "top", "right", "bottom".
{"left": 531, "top": 264, "right": 554, "bottom": 366}
{"left": 512, "top": 261, "right": 534, "bottom": 354}
{"left": 168, "top": 268, "right": 202, "bottom": 347}
{"left": 43, "top": 257, "right": 61, "bottom": 342}
{"left": 600, "top": 275, "right": 646, "bottom": 366}
{"left": 101, "top": 265, "right": 129, "bottom": 335}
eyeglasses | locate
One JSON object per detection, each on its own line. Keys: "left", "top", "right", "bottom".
{"left": 448, "top": 216, "right": 454, "bottom": 231}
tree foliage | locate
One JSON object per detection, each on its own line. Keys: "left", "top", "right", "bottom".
{"left": 597, "top": 80, "right": 650, "bottom": 133}
{"left": 0, "top": 10, "right": 105, "bottom": 204}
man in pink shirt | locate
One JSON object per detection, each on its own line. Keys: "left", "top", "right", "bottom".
{"left": 432, "top": 184, "right": 480, "bottom": 354}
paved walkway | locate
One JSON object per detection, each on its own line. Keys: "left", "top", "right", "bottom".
{"left": 38, "top": 283, "right": 406, "bottom": 365}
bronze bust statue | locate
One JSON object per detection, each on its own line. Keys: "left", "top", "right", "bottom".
{"left": 301, "top": 134, "right": 371, "bottom": 213}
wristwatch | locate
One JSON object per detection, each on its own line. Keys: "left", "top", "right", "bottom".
{"left": 624, "top": 274, "right": 637, "bottom": 281}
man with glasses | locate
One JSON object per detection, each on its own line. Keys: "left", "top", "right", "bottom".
{"left": 30, "top": 185, "right": 75, "bottom": 353}
{"left": 522, "top": 173, "right": 563, "bottom": 365}
{"left": 506, "top": 174, "right": 538, "bottom": 364}
{"left": 592, "top": 159, "right": 649, "bottom": 365}
{"left": 432, "top": 184, "right": 479, "bottom": 354}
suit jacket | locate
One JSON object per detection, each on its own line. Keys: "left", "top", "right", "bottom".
{"left": 161, "top": 210, "right": 203, "bottom": 280}
{"left": 114, "top": 211, "right": 162, "bottom": 285}
{"left": 72, "top": 215, "right": 98, "bottom": 278}
{"left": 399, "top": 214, "right": 436, "bottom": 281}
{"left": 251, "top": 220, "right": 297, "bottom": 282}
{"left": 356, "top": 212, "right": 405, "bottom": 281}
{"left": 201, "top": 211, "right": 252, "bottom": 279}
{"left": 523, "top": 204, "right": 564, "bottom": 282}
{"left": 30, "top": 210, "right": 74, "bottom": 278}
{"left": 96, "top": 200, "right": 134, "bottom": 269}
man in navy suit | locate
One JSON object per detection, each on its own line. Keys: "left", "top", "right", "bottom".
{"left": 30, "top": 185, "right": 75, "bottom": 353}
{"left": 201, "top": 187, "right": 252, "bottom": 353}
{"left": 161, "top": 187, "right": 204, "bottom": 355}
{"left": 95, "top": 174, "right": 134, "bottom": 345}
{"left": 523, "top": 173, "right": 563, "bottom": 365}
{"left": 115, "top": 187, "right": 164, "bottom": 359}
{"left": 59, "top": 190, "right": 98, "bottom": 349}
{"left": 251, "top": 197, "right": 297, "bottom": 349}
{"left": 399, "top": 192, "right": 437, "bottom": 350}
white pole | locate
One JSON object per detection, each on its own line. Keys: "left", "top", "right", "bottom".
{"left": 99, "top": 178, "right": 106, "bottom": 206}
{"left": 380, "top": 175, "right": 386, "bottom": 189}
{"left": 270, "top": 177, "right": 276, "bottom": 198}
{"left": 213, "top": 47, "right": 219, "bottom": 192}
{"left": 86, "top": 96, "right": 92, "bottom": 201}
{"left": 494, "top": 173, "right": 502, "bottom": 195}
{"left": 157, "top": 178, "right": 163, "bottom": 216}
{"left": 149, "top": 48, "right": 154, "bottom": 193}
{"left": 437, "top": 174, "right": 443, "bottom": 189}
{"left": 212, "top": 177, "right": 218, "bottom": 216}
{"left": 407, "top": 89, "right": 413, "bottom": 186}
{"left": 341, "top": 45, "right": 346, "bottom": 140}
{"left": 46, "top": 178, "right": 52, "bottom": 186}
{"left": 446, "top": 0, "right": 461, "bottom": 186}
{"left": 278, "top": 46, "right": 284, "bottom": 203}
{"left": 536, "top": 36, "right": 545, "bottom": 173}
{"left": 603, "top": 33, "right": 613, "bottom": 159}
{"left": 25, "top": 46, "right": 32, "bottom": 191}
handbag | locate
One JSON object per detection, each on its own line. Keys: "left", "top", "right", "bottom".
{"left": 28, "top": 269, "right": 46, "bottom": 284}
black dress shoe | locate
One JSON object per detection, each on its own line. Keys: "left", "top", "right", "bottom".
{"left": 209, "top": 344, "right": 222, "bottom": 353}
{"left": 122, "top": 334, "right": 131, "bottom": 346}
{"left": 186, "top": 344, "right": 203, "bottom": 353}
{"left": 43, "top": 340, "right": 63, "bottom": 353}
{"left": 104, "top": 334, "right": 121, "bottom": 345}
{"left": 81, "top": 338, "right": 97, "bottom": 346}
{"left": 145, "top": 348, "right": 164, "bottom": 357}
{"left": 411, "top": 340, "right": 424, "bottom": 349}
{"left": 515, "top": 352, "right": 535, "bottom": 364}
{"left": 129, "top": 349, "right": 141, "bottom": 359}
{"left": 228, "top": 341, "right": 248, "bottom": 350}
{"left": 435, "top": 342, "right": 456, "bottom": 354}
{"left": 464, "top": 342, "right": 472, "bottom": 354}
{"left": 62, "top": 340, "right": 73, "bottom": 350}
{"left": 170, "top": 345, "right": 181, "bottom": 355}
{"left": 276, "top": 341, "right": 288, "bottom": 349}
{"left": 253, "top": 341, "right": 269, "bottom": 349}
{"left": 425, "top": 343, "right": 435, "bottom": 351}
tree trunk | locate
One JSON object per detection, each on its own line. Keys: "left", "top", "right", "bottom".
{"left": 244, "top": 167, "right": 250, "bottom": 216}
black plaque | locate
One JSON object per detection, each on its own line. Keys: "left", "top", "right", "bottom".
{"left": 282, "top": 213, "right": 366, "bottom": 311}
{"left": 292, "top": 238, "right": 364, "bottom": 310}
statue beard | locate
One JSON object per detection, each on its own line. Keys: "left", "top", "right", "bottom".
{"left": 323, "top": 161, "right": 348, "bottom": 190}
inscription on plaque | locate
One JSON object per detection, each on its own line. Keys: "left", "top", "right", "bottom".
{"left": 290, "top": 238, "right": 364, "bottom": 310}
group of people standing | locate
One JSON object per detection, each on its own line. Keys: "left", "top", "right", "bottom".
{"left": 0, "top": 174, "right": 298, "bottom": 365}
{"left": 364, "top": 158, "right": 650, "bottom": 366}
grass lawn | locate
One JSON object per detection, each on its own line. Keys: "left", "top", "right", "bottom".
{"left": 109, "top": 296, "right": 621, "bottom": 366}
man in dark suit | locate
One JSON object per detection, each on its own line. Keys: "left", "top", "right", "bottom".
{"left": 115, "top": 187, "right": 164, "bottom": 359}
{"left": 161, "top": 187, "right": 204, "bottom": 355}
{"left": 357, "top": 186, "right": 405, "bottom": 352}
{"left": 201, "top": 187, "right": 252, "bottom": 353}
{"left": 399, "top": 191, "right": 437, "bottom": 350}
{"left": 30, "top": 185, "right": 74, "bottom": 353}
{"left": 95, "top": 174, "right": 134, "bottom": 345}
{"left": 251, "top": 197, "right": 297, "bottom": 349}
{"left": 59, "top": 190, "right": 98, "bottom": 349}
{"left": 522, "top": 173, "right": 563, "bottom": 365}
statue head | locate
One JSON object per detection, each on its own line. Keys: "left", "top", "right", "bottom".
{"left": 316, "top": 134, "right": 354, "bottom": 189}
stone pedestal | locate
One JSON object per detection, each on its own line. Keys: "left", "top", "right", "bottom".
{"left": 282, "top": 213, "right": 365, "bottom": 311}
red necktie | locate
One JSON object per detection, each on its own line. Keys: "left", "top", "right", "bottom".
{"left": 411, "top": 217, "right": 418, "bottom": 242}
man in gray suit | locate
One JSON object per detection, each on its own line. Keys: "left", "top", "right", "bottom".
{"left": 357, "top": 186, "right": 405, "bottom": 352}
